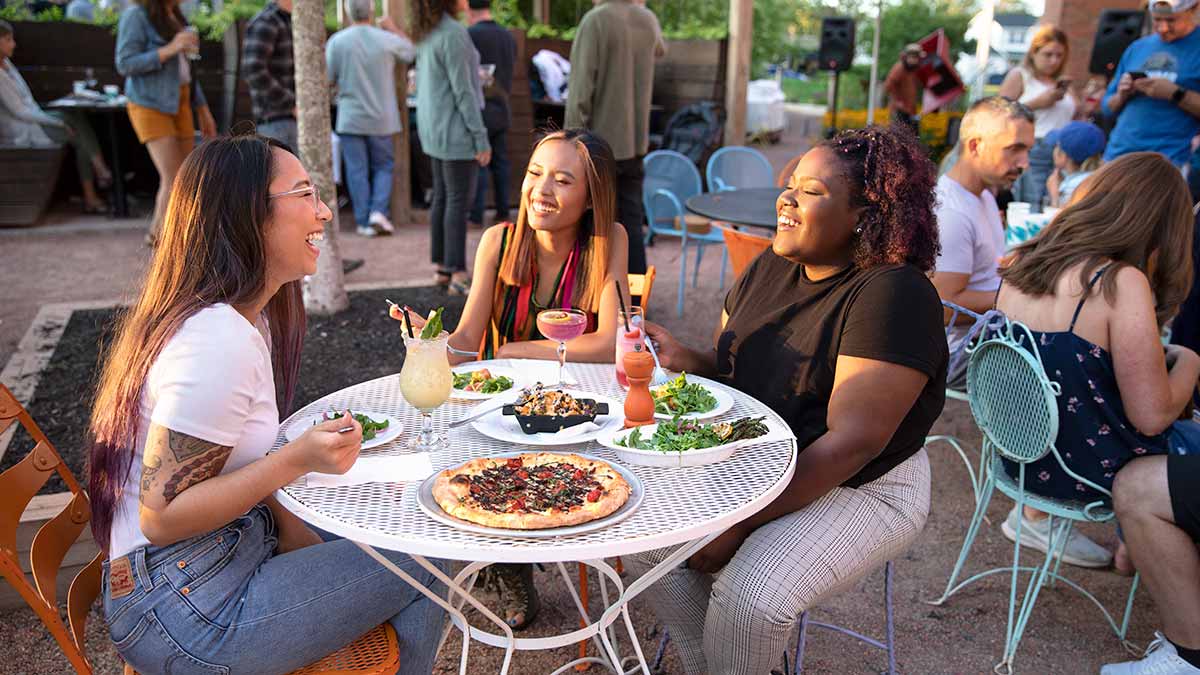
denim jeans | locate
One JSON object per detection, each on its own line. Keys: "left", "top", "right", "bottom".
{"left": 616, "top": 156, "right": 648, "bottom": 275}
{"left": 430, "top": 157, "right": 478, "bottom": 273}
{"left": 1014, "top": 137, "right": 1054, "bottom": 213}
{"left": 257, "top": 118, "right": 298, "bottom": 154}
{"left": 102, "top": 505, "right": 446, "bottom": 675}
{"left": 341, "top": 134, "right": 395, "bottom": 227}
{"left": 470, "top": 128, "right": 511, "bottom": 224}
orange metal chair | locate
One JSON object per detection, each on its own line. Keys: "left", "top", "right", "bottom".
{"left": 720, "top": 225, "right": 773, "bottom": 279}
{"left": 628, "top": 266, "right": 657, "bottom": 317}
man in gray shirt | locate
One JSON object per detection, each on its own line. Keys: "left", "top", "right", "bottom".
{"left": 326, "top": 0, "right": 414, "bottom": 236}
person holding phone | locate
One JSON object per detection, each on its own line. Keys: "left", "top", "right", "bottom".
{"left": 999, "top": 24, "right": 1080, "bottom": 213}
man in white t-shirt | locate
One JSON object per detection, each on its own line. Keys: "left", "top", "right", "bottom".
{"left": 934, "top": 96, "right": 1034, "bottom": 384}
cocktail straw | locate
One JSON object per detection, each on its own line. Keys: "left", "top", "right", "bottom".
{"left": 402, "top": 307, "right": 416, "bottom": 339}
{"left": 614, "top": 280, "right": 631, "bottom": 332}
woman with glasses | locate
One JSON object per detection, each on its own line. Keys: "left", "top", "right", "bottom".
{"left": 87, "top": 133, "right": 445, "bottom": 674}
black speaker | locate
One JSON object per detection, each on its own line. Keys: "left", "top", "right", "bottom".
{"left": 818, "top": 17, "right": 855, "bottom": 72}
{"left": 1089, "top": 10, "right": 1146, "bottom": 77}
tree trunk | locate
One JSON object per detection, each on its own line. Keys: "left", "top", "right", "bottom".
{"left": 293, "top": 0, "right": 350, "bottom": 315}
{"left": 386, "top": 0, "right": 412, "bottom": 228}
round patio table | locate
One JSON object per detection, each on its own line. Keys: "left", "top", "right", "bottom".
{"left": 274, "top": 359, "right": 796, "bottom": 675}
{"left": 685, "top": 187, "right": 784, "bottom": 230}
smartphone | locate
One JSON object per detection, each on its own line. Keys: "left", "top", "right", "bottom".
{"left": 1056, "top": 78, "right": 1072, "bottom": 90}
{"left": 1129, "top": 71, "right": 1148, "bottom": 80}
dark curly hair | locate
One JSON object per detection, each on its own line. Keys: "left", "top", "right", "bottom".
{"left": 408, "top": 0, "right": 459, "bottom": 42}
{"left": 817, "top": 124, "right": 940, "bottom": 272}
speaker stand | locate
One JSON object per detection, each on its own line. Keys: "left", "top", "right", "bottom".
{"left": 827, "top": 70, "right": 841, "bottom": 138}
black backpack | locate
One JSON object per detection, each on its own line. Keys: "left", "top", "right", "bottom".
{"left": 662, "top": 102, "right": 724, "bottom": 167}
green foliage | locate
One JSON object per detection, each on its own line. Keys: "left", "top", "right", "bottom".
{"left": 859, "top": 0, "right": 975, "bottom": 68}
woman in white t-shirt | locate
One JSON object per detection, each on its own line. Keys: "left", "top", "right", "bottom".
{"left": 999, "top": 24, "right": 1080, "bottom": 213}
{"left": 86, "top": 134, "right": 445, "bottom": 674}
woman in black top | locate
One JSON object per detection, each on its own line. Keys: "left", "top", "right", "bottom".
{"left": 631, "top": 125, "right": 948, "bottom": 675}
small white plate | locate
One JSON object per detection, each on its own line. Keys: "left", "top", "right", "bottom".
{"left": 450, "top": 364, "right": 520, "bottom": 400}
{"left": 283, "top": 411, "right": 405, "bottom": 450}
{"left": 651, "top": 381, "right": 735, "bottom": 420}
{"left": 597, "top": 417, "right": 794, "bottom": 467}
{"left": 471, "top": 389, "right": 625, "bottom": 446}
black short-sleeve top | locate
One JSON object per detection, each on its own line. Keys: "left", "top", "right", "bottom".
{"left": 718, "top": 251, "right": 948, "bottom": 487}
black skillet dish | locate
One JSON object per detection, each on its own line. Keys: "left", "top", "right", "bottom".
{"left": 501, "top": 385, "right": 610, "bottom": 435}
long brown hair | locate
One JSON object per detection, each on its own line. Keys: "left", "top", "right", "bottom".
{"left": 88, "top": 134, "right": 306, "bottom": 551}
{"left": 134, "top": 0, "right": 186, "bottom": 41}
{"left": 407, "top": 0, "right": 458, "bottom": 42}
{"left": 1000, "top": 152, "right": 1194, "bottom": 327}
{"left": 497, "top": 128, "right": 617, "bottom": 313}
{"left": 1023, "top": 24, "right": 1069, "bottom": 80}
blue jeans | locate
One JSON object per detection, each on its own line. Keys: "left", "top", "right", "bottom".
{"left": 1014, "top": 137, "right": 1054, "bottom": 213}
{"left": 470, "top": 128, "right": 510, "bottom": 224}
{"left": 430, "top": 157, "right": 478, "bottom": 273}
{"left": 341, "top": 134, "right": 395, "bottom": 227}
{"left": 103, "top": 505, "right": 446, "bottom": 675}
{"left": 257, "top": 118, "right": 298, "bottom": 154}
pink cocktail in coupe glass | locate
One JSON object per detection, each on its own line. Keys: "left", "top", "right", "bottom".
{"left": 536, "top": 308, "right": 588, "bottom": 387}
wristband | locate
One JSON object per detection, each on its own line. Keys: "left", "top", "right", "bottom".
{"left": 446, "top": 343, "right": 479, "bottom": 357}
{"left": 1173, "top": 87, "right": 1187, "bottom": 105}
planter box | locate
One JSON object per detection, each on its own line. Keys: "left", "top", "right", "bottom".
{"left": 0, "top": 147, "right": 66, "bottom": 227}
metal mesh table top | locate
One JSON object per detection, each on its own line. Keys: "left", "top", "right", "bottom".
{"left": 275, "top": 360, "right": 797, "bottom": 563}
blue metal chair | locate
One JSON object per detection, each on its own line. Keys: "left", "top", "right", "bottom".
{"left": 650, "top": 561, "right": 898, "bottom": 674}
{"left": 927, "top": 316, "right": 1140, "bottom": 674}
{"left": 643, "top": 150, "right": 728, "bottom": 317}
{"left": 705, "top": 146, "right": 774, "bottom": 192}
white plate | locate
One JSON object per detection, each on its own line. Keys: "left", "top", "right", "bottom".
{"left": 416, "top": 452, "right": 644, "bottom": 538}
{"left": 283, "top": 411, "right": 405, "bottom": 450}
{"left": 651, "top": 380, "right": 735, "bottom": 420}
{"left": 471, "top": 389, "right": 625, "bottom": 446}
{"left": 450, "top": 364, "right": 521, "bottom": 400}
{"left": 597, "top": 417, "right": 795, "bottom": 467}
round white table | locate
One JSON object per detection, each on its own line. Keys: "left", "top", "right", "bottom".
{"left": 274, "top": 359, "right": 797, "bottom": 675}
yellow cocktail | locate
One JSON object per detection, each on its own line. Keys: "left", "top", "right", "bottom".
{"left": 400, "top": 331, "right": 452, "bottom": 449}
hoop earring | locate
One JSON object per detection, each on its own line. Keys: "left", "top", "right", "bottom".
{"left": 855, "top": 227, "right": 863, "bottom": 235}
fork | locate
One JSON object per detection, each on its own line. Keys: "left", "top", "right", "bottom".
{"left": 630, "top": 315, "right": 671, "bottom": 386}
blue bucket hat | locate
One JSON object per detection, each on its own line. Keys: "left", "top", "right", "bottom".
{"left": 1046, "top": 121, "right": 1107, "bottom": 164}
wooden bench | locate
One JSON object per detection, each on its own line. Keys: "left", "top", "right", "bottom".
{"left": 0, "top": 146, "right": 66, "bottom": 227}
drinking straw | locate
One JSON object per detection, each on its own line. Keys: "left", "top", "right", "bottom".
{"left": 402, "top": 307, "right": 416, "bottom": 339}
{"left": 614, "top": 280, "right": 631, "bottom": 332}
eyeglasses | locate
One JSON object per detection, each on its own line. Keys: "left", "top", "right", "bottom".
{"left": 268, "top": 184, "right": 323, "bottom": 213}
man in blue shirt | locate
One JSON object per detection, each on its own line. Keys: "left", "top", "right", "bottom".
{"left": 1103, "top": 0, "right": 1200, "bottom": 166}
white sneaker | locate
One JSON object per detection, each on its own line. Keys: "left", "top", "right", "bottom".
{"left": 1101, "top": 633, "right": 1200, "bottom": 674}
{"left": 1000, "top": 505, "right": 1113, "bottom": 568}
{"left": 356, "top": 225, "right": 378, "bottom": 238}
{"left": 369, "top": 210, "right": 394, "bottom": 235}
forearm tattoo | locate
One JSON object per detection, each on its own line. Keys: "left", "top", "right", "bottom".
{"left": 140, "top": 426, "right": 232, "bottom": 508}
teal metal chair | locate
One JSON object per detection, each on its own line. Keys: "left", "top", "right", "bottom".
{"left": 705, "top": 146, "right": 774, "bottom": 192}
{"left": 643, "top": 150, "right": 728, "bottom": 316}
{"left": 927, "top": 317, "right": 1140, "bottom": 674}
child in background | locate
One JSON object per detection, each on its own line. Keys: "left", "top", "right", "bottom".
{"left": 1045, "top": 120, "right": 1106, "bottom": 207}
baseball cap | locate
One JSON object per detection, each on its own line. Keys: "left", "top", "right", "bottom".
{"left": 1045, "top": 121, "right": 1107, "bottom": 164}
{"left": 1149, "top": 0, "right": 1198, "bottom": 15}
{"left": 468, "top": 0, "right": 491, "bottom": 8}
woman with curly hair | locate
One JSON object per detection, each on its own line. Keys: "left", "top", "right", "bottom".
{"left": 410, "top": 0, "right": 490, "bottom": 293}
{"left": 631, "top": 124, "right": 947, "bottom": 675}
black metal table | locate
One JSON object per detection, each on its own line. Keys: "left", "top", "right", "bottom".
{"left": 685, "top": 187, "right": 783, "bottom": 229}
{"left": 45, "top": 95, "right": 131, "bottom": 218}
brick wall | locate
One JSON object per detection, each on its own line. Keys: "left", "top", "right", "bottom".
{"left": 1043, "top": 0, "right": 1145, "bottom": 89}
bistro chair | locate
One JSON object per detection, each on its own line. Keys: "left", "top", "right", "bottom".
{"left": 706, "top": 146, "right": 774, "bottom": 193}
{"left": 643, "top": 150, "right": 728, "bottom": 316}
{"left": 718, "top": 225, "right": 772, "bottom": 279}
{"left": 628, "top": 266, "right": 657, "bottom": 318}
{"left": 927, "top": 317, "right": 1140, "bottom": 674}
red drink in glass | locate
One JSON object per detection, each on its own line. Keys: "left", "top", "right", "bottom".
{"left": 615, "top": 307, "right": 645, "bottom": 388}
{"left": 536, "top": 308, "right": 588, "bottom": 387}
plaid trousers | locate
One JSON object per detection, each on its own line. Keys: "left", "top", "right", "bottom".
{"left": 628, "top": 449, "right": 931, "bottom": 675}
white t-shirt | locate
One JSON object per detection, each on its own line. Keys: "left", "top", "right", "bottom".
{"left": 935, "top": 174, "right": 1005, "bottom": 350}
{"left": 108, "top": 304, "right": 279, "bottom": 560}
{"left": 1018, "top": 67, "right": 1076, "bottom": 139}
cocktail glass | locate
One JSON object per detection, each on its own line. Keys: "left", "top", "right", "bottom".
{"left": 615, "top": 306, "right": 645, "bottom": 389}
{"left": 536, "top": 308, "right": 588, "bottom": 387}
{"left": 399, "top": 331, "right": 453, "bottom": 449}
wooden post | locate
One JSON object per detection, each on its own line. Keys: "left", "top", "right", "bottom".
{"left": 386, "top": 0, "right": 413, "bottom": 227}
{"left": 533, "top": 0, "right": 551, "bottom": 24}
{"left": 723, "top": 0, "right": 752, "bottom": 146}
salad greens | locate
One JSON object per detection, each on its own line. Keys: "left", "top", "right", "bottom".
{"left": 419, "top": 307, "right": 445, "bottom": 340}
{"left": 615, "top": 416, "right": 768, "bottom": 453}
{"left": 652, "top": 373, "right": 718, "bottom": 415}
{"left": 321, "top": 410, "right": 390, "bottom": 441}
{"left": 453, "top": 370, "right": 514, "bottom": 394}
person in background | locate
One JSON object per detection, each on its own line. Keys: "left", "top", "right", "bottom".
{"left": 631, "top": 0, "right": 667, "bottom": 59}
{"left": 115, "top": 0, "right": 217, "bottom": 245}
{"left": 999, "top": 24, "right": 1078, "bottom": 213}
{"left": 410, "top": 0, "right": 490, "bottom": 295}
{"left": 326, "top": 0, "right": 414, "bottom": 238}
{"left": 566, "top": 0, "right": 661, "bottom": 275}
{"left": 1044, "top": 120, "right": 1106, "bottom": 208}
{"left": 66, "top": 0, "right": 94, "bottom": 20}
{"left": 0, "top": 19, "right": 112, "bottom": 213}
{"left": 242, "top": 0, "right": 297, "bottom": 150}
{"left": 884, "top": 43, "right": 924, "bottom": 134}
{"left": 466, "top": 0, "right": 515, "bottom": 229}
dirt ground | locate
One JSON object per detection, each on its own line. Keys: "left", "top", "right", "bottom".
{"left": 0, "top": 111, "right": 1161, "bottom": 674}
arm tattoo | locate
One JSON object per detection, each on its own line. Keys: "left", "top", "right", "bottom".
{"left": 141, "top": 426, "right": 233, "bottom": 508}
{"left": 168, "top": 429, "right": 220, "bottom": 462}
{"left": 163, "top": 447, "right": 231, "bottom": 503}
{"left": 139, "top": 454, "right": 162, "bottom": 505}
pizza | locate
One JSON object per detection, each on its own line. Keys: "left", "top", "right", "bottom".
{"left": 431, "top": 453, "right": 632, "bottom": 529}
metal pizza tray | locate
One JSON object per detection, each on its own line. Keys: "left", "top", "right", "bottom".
{"left": 416, "top": 452, "right": 645, "bottom": 539}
